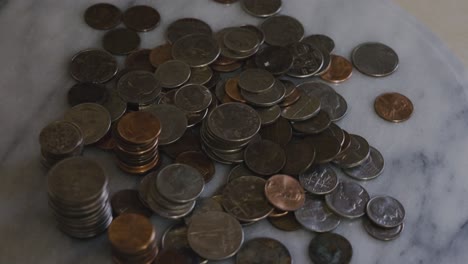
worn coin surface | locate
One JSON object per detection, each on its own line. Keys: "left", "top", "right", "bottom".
{"left": 157, "top": 163, "right": 204, "bottom": 203}
{"left": 102, "top": 28, "right": 141, "bottom": 55}
{"left": 265, "top": 174, "right": 305, "bottom": 211}
{"left": 281, "top": 139, "right": 315, "bottom": 175}
{"left": 110, "top": 189, "right": 152, "bottom": 217}
{"left": 122, "top": 5, "right": 160, "bottom": 32}
{"left": 308, "top": 233, "right": 353, "bottom": 264}
{"left": 224, "top": 27, "right": 260, "bottom": 53}
{"left": 124, "top": 49, "right": 155, "bottom": 72}
{"left": 174, "top": 84, "right": 212, "bottom": 113}
{"left": 321, "top": 55, "right": 353, "bottom": 83}
{"left": 84, "top": 3, "right": 121, "bottom": 30}
{"left": 299, "top": 164, "right": 338, "bottom": 195}
{"left": 116, "top": 111, "right": 161, "bottom": 144}
{"left": 268, "top": 212, "right": 302, "bottom": 232}
{"left": 172, "top": 34, "right": 220, "bottom": 67}
{"left": 64, "top": 103, "right": 111, "bottom": 145}
{"left": 184, "top": 197, "right": 224, "bottom": 226}
{"left": 255, "top": 46, "right": 294, "bottom": 75}
{"left": 108, "top": 213, "right": 155, "bottom": 254}
{"left": 67, "top": 82, "right": 108, "bottom": 107}
{"left": 241, "top": 80, "right": 286, "bottom": 107}
{"left": 241, "top": 0, "right": 282, "bottom": 17}
{"left": 261, "top": 15, "right": 304, "bottom": 46}
{"left": 343, "top": 146, "right": 384, "bottom": 180}
{"left": 160, "top": 130, "right": 201, "bottom": 159}
{"left": 144, "top": 104, "right": 188, "bottom": 145}
{"left": 333, "top": 134, "right": 370, "bottom": 168}
{"left": 117, "top": 70, "right": 161, "bottom": 105}
{"left": 362, "top": 217, "right": 404, "bottom": 241}
{"left": 281, "top": 94, "right": 321, "bottom": 121}
{"left": 259, "top": 117, "right": 292, "bottom": 147}
{"left": 305, "top": 132, "right": 341, "bottom": 164}
{"left": 187, "top": 211, "right": 244, "bottom": 260}
{"left": 299, "top": 83, "right": 348, "bottom": 121}
{"left": 149, "top": 43, "right": 173, "bottom": 68}
{"left": 224, "top": 77, "right": 246, "bottom": 103}
{"left": 101, "top": 88, "right": 126, "bottom": 122}
{"left": 292, "top": 110, "right": 331, "bottom": 134}
{"left": 302, "top": 34, "right": 335, "bottom": 53}
{"left": 228, "top": 164, "right": 258, "bottom": 182}
{"left": 325, "top": 181, "right": 370, "bottom": 219}
{"left": 238, "top": 69, "right": 275, "bottom": 93}
{"left": 241, "top": 24, "right": 265, "bottom": 45}
{"left": 352, "top": 42, "right": 399, "bottom": 77}
{"left": 161, "top": 223, "right": 190, "bottom": 249}
{"left": 70, "top": 49, "right": 118, "bottom": 83}
{"left": 166, "top": 18, "right": 213, "bottom": 44}
{"left": 256, "top": 105, "right": 281, "bottom": 126}
{"left": 187, "top": 66, "right": 213, "bottom": 85}
{"left": 39, "top": 121, "right": 83, "bottom": 155}
{"left": 236, "top": 238, "right": 292, "bottom": 264}
{"left": 288, "top": 42, "right": 324, "bottom": 78}
{"left": 366, "top": 196, "right": 405, "bottom": 228}
{"left": 374, "top": 92, "right": 414, "bottom": 123}
{"left": 295, "top": 195, "right": 341, "bottom": 232}
{"left": 244, "top": 140, "right": 286, "bottom": 176}
{"left": 175, "top": 151, "right": 215, "bottom": 183}
{"left": 153, "top": 248, "right": 200, "bottom": 264}
{"left": 155, "top": 60, "right": 191, "bottom": 89}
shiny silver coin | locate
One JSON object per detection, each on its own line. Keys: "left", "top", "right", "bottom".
{"left": 292, "top": 110, "right": 331, "bottom": 134}
{"left": 100, "top": 88, "right": 127, "bottom": 122}
{"left": 325, "top": 181, "right": 370, "bottom": 219}
{"left": 117, "top": 70, "right": 162, "bottom": 105}
{"left": 255, "top": 46, "right": 294, "bottom": 76}
{"left": 166, "top": 18, "right": 213, "bottom": 44}
{"left": 281, "top": 94, "right": 321, "bottom": 121}
{"left": 238, "top": 69, "right": 275, "bottom": 93}
{"left": 157, "top": 164, "right": 204, "bottom": 203}
{"left": 256, "top": 105, "right": 281, "bottom": 126}
{"left": 39, "top": 121, "right": 83, "bottom": 156}
{"left": 343, "top": 146, "right": 384, "bottom": 180}
{"left": 172, "top": 34, "right": 220, "bottom": 67}
{"left": 63, "top": 103, "right": 111, "bottom": 145}
{"left": 287, "top": 42, "right": 324, "bottom": 78}
{"left": 295, "top": 195, "right": 341, "bottom": 232}
{"left": 174, "top": 84, "right": 212, "bottom": 113}
{"left": 236, "top": 238, "right": 291, "bottom": 264}
{"left": 299, "top": 164, "right": 338, "bottom": 195}
{"left": 187, "top": 66, "right": 213, "bottom": 85}
{"left": 144, "top": 104, "right": 187, "bottom": 145}
{"left": 228, "top": 164, "right": 258, "bottom": 182}
{"left": 333, "top": 134, "right": 370, "bottom": 168}
{"left": 261, "top": 15, "right": 304, "bottom": 46}
{"left": 366, "top": 195, "right": 405, "bottom": 228}
{"left": 241, "top": 0, "right": 282, "bottom": 17}
{"left": 155, "top": 60, "right": 191, "bottom": 89}
{"left": 352, "top": 42, "right": 399, "bottom": 77}
{"left": 241, "top": 79, "right": 286, "bottom": 107}
{"left": 70, "top": 49, "right": 117, "bottom": 83}
{"left": 363, "top": 217, "right": 404, "bottom": 241}
{"left": 223, "top": 27, "right": 260, "bottom": 53}
{"left": 302, "top": 34, "right": 335, "bottom": 53}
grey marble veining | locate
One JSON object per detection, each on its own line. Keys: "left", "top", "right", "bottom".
{"left": 1, "top": 0, "right": 468, "bottom": 263}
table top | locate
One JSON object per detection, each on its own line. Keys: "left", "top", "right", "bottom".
{"left": 1, "top": 0, "right": 468, "bottom": 263}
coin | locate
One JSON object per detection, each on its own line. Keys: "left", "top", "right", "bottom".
{"left": 84, "top": 3, "right": 121, "bottom": 30}
{"left": 281, "top": 94, "right": 321, "bottom": 121}
{"left": 149, "top": 43, "right": 173, "bottom": 68}
{"left": 204, "top": 71, "right": 220, "bottom": 89}
{"left": 308, "top": 233, "right": 353, "bottom": 264}
{"left": 154, "top": 248, "right": 200, "bottom": 264}
{"left": 70, "top": 49, "right": 118, "bottom": 83}
{"left": 214, "top": 0, "right": 239, "bottom": 3}
{"left": 108, "top": 213, "right": 155, "bottom": 254}
{"left": 174, "top": 84, "right": 212, "bottom": 113}
{"left": 117, "top": 70, "right": 162, "bottom": 106}
{"left": 333, "top": 134, "right": 370, "bottom": 168}
{"left": 157, "top": 164, "right": 204, "bottom": 203}
{"left": 302, "top": 34, "right": 335, "bottom": 53}
{"left": 374, "top": 92, "right": 414, "bottom": 123}
{"left": 244, "top": 140, "right": 286, "bottom": 176}
{"left": 292, "top": 110, "right": 331, "bottom": 134}
{"left": 256, "top": 105, "right": 281, "bottom": 126}
{"left": 241, "top": 79, "right": 286, "bottom": 107}
{"left": 172, "top": 34, "right": 220, "bottom": 67}
{"left": 280, "top": 88, "right": 302, "bottom": 107}
{"left": 124, "top": 49, "right": 155, "bottom": 72}
{"left": 294, "top": 195, "right": 341, "bottom": 232}
{"left": 238, "top": 69, "right": 275, "bottom": 93}
{"left": 144, "top": 104, "right": 188, "bottom": 145}
{"left": 362, "top": 217, "right": 404, "bottom": 241}
{"left": 155, "top": 60, "right": 191, "bottom": 89}
{"left": 224, "top": 27, "right": 260, "bottom": 53}
{"left": 268, "top": 212, "right": 302, "bottom": 232}
{"left": 241, "top": 24, "right": 265, "bottom": 45}
{"left": 352, "top": 42, "right": 399, "bottom": 77}
{"left": 281, "top": 139, "right": 315, "bottom": 175}
{"left": 211, "top": 61, "right": 244, "bottom": 73}
{"left": 160, "top": 130, "right": 201, "bottom": 159}
{"left": 110, "top": 189, "right": 152, "bottom": 217}
{"left": 255, "top": 46, "right": 294, "bottom": 75}
{"left": 122, "top": 5, "right": 160, "bottom": 32}
{"left": 184, "top": 197, "right": 224, "bottom": 226}
{"left": 39, "top": 121, "right": 83, "bottom": 156}
{"left": 287, "top": 42, "right": 324, "bottom": 78}
{"left": 305, "top": 132, "right": 341, "bottom": 163}
{"left": 116, "top": 111, "right": 161, "bottom": 145}
{"left": 102, "top": 28, "right": 141, "bottom": 55}
{"left": 259, "top": 117, "right": 292, "bottom": 147}
{"left": 64, "top": 103, "right": 111, "bottom": 145}
{"left": 236, "top": 238, "right": 291, "bottom": 264}
{"left": 216, "top": 28, "right": 260, "bottom": 60}
{"left": 299, "top": 84, "right": 348, "bottom": 121}
{"left": 366, "top": 196, "right": 405, "bottom": 228}
{"left": 228, "top": 164, "right": 258, "bottom": 182}
{"left": 213, "top": 55, "right": 238, "bottom": 66}
{"left": 325, "top": 181, "right": 370, "bottom": 219}
{"left": 224, "top": 77, "right": 246, "bottom": 103}
{"left": 100, "top": 88, "right": 127, "bottom": 122}
{"left": 261, "top": 15, "right": 304, "bottom": 46}
{"left": 175, "top": 151, "right": 215, "bottom": 183}
{"left": 187, "top": 211, "right": 244, "bottom": 260}
{"left": 241, "top": 0, "right": 282, "bottom": 17}
{"left": 320, "top": 55, "right": 353, "bottom": 83}
{"left": 166, "top": 18, "right": 213, "bottom": 44}
{"left": 299, "top": 164, "right": 338, "bottom": 195}
{"left": 343, "top": 146, "right": 384, "bottom": 180}
{"left": 265, "top": 174, "right": 305, "bottom": 211}
{"left": 187, "top": 66, "right": 213, "bottom": 85}
{"left": 161, "top": 223, "right": 190, "bottom": 249}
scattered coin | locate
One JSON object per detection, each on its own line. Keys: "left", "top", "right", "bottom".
{"left": 214, "top": 0, "right": 240, "bottom": 4}
{"left": 259, "top": 117, "right": 292, "bottom": 147}
{"left": 255, "top": 46, "right": 294, "bottom": 75}
{"left": 343, "top": 146, "right": 384, "bottom": 180}
{"left": 124, "top": 49, "right": 155, "bottom": 72}
{"left": 287, "top": 42, "right": 324, "bottom": 78}
{"left": 67, "top": 82, "right": 108, "bottom": 107}
{"left": 265, "top": 174, "right": 305, "bottom": 211}
{"left": 122, "top": 5, "right": 160, "bottom": 32}
{"left": 212, "top": 61, "right": 244, "bottom": 73}
{"left": 366, "top": 195, "right": 405, "bottom": 228}
{"left": 176, "top": 151, "right": 215, "bottom": 183}
{"left": 100, "top": 88, "right": 127, "bottom": 122}
{"left": 244, "top": 140, "right": 286, "bottom": 176}
{"left": 256, "top": 105, "right": 281, "bottom": 126}
{"left": 149, "top": 43, "right": 173, "bottom": 68}
{"left": 228, "top": 164, "right": 258, "bottom": 182}
{"left": 110, "top": 189, "right": 152, "bottom": 217}
{"left": 362, "top": 217, "right": 404, "bottom": 241}
{"left": 187, "top": 66, "right": 213, "bottom": 85}
{"left": 304, "top": 130, "right": 341, "bottom": 164}
{"left": 224, "top": 77, "right": 246, "bottom": 103}
{"left": 280, "top": 88, "right": 302, "bottom": 107}
{"left": 84, "top": 3, "right": 121, "bottom": 30}
{"left": 238, "top": 69, "right": 275, "bottom": 93}
{"left": 308, "top": 233, "right": 353, "bottom": 264}
{"left": 241, "top": 0, "right": 282, "bottom": 17}
{"left": 281, "top": 139, "right": 315, "bottom": 175}
{"left": 102, "top": 28, "right": 141, "bottom": 55}
{"left": 166, "top": 18, "right": 213, "bottom": 44}
{"left": 161, "top": 223, "right": 190, "bottom": 250}
{"left": 299, "top": 164, "right": 338, "bottom": 195}
{"left": 333, "top": 134, "right": 370, "bottom": 168}
{"left": 261, "top": 15, "right": 304, "bottom": 46}
{"left": 241, "top": 24, "right": 265, "bottom": 45}
{"left": 352, "top": 42, "right": 399, "bottom": 77}
{"left": 155, "top": 60, "right": 191, "bottom": 89}
{"left": 224, "top": 27, "right": 260, "bottom": 53}
{"left": 268, "top": 212, "right": 302, "bottom": 232}
{"left": 298, "top": 82, "right": 348, "bottom": 121}
{"left": 281, "top": 94, "right": 321, "bottom": 121}
{"left": 302, "top": 34, "right": 335, "bottom": 53}
{"left": 174, "top": 84, "right": 212, "bottom": 113}
{"left": 172, "top": 34, "right": 220, "bottom": 67}
{"left": 117, "top": 70, "right": 162, "bottom": 107}
{"left": 325, "top": 181, "right": 370, "bottom": 219}
{"left": 216, "top": 27, "right": 260, "bottom": 60}
{"left": 292, "top": 110, "right": 331, "bottom": 134}
{"left": 321, "top": 54, "right": 353, "bottom": 83}
{"left": 295, "top": 195, "right": 341, "bottom": 232}
{"left": 70, "top": 49, "right": 118, "bottom": 83}
{"left": 236, "top": 238, "right": 292, "bottom": 264}
{"left": 154, "top": 248, "right": 200, "bottom": 264}
{"left": 241, "top": 79, "right": 286, "bottom": 107}
{"left": 64, "top": 103, "right": 111, "bottom": 145}
{"left": 157, "top": 164, "right": 204, "bottom": 203}
{"left": 374, "top": 92, "right": 414, "bottom": 123}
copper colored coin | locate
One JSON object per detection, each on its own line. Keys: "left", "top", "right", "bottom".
{"left": 108, "top": 213, "right": 156, "bottom": 255}
{"left": 154, "top": 248, "right": 199, "bottom": 264}
{"left": 213, "top": 55, "right": 238, "bottom": 66}
{"left": 320, "top": 55, "right": 353, "bottom": 83}
{"left": 96, "top": 130, "right": 116, "bottom": 150}
{"left": 122, "top": 5, "right": 161, "bottom": 32}
{"left": 211, "top": 61, "right": 243, "bottom": 73}
{"left": 268, "top": 213, "right": 302, "bottom": 232}
{"left": 259, "top": 117, "right": 292, "bottom": 147}
{"left": 265, "top": 174, "right": 305, "bottom": 211}
{"left": 84, "top": 3, "right": 121, "bottom": 30}
{"left": 117, "top": 154, "right": 160, "bottom": 174}
{"left": 103, "top": 28, "right": 141, "bottom": 55}
{"left": 269, "top": 208, "right": 288, "bottom": 218}
{"left": 117, "top": 112, "right": 161, "bottom": 145}
{"left": 149, "top": 43, "right": 173, "bottom": 68}
{"left": 125, "top": 49, "right": 155, "bottom": 72}
{"left": 281, "top": 139, "right": 315, "bottom": 175}
{"left": 175, "top": 151, "right": 215, "bottom": 183}
{"left": 280, "top": 88, "right": 302, "bottom": 107}
{"left": 374, "top": 92, "right": 414, "bottom": 123}
{"left": 160, "top": 130, "right": 201, "bottom": 159}
{"left": 225, "top": 77, "right": 246, "bottom": 102}
{"left": 111, "top": 189, "right": 152, "bottom": 217}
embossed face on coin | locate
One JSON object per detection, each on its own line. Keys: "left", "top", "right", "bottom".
{"left": 325, "top": 181, "right": 370, "bottom": 219}
{"left": 374, "top": 92, "right": 414, "bottom": 122}
{"left": 366, "top": 196, "right": 405, "bottom": 228}
{"left": 295, "top": 195, "right": 341, "bottom": 232}
{"left": 265, "top": 174, "right": 305, "bottom": 211}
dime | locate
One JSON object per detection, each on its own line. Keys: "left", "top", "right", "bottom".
{"left": 236, "top": 238, "right": 291, "bottom": 264}
{"left": 84, "top": 3, "right": 121, "bottom": 30}
{"left": 187, "top": 211, "right": 244, "bottom": 260}
{"left": 116, "top": 111, "right": 161, "bottom": 145}
{"left": 281, "top": 94, "right": 321, "bottom": 121}
{"left": 265, "top": 174, "right": 305, "bottom": 211}
{"left": 320, "top": 55, "right": 353, "bottom": 83}
{"left": 122, "top": 5, "right": 160, "bottom": 32}
{"left": 238, "top": 69, "right": 275, "bottom": 93}
{"left": 352, "top": 42, "right": 399, "bottom": 77}
{"left": 155, "top": 60, "right": 191, "bottom": 89}
{"left": 281, "top": 139, "right": 315, "bottom": 175}
{"left": 149, "top": 43, "right": 173, "bottom": 68}
{"left": 102, "top": 28, "right": 141, "bottom": 55}
{"left": 287, "top": 42, "right": 324, "bottom": 78}
{"left": 241, "top": 0, "right": 282, "bottom": 17}
{"left": 366, "top": 196, "right": 405, "bottom": 228}
{"left": 224, "top": 27, "right": 260, "bottom": 53}
{"left": 255, "top": 46, "right": 294, "bottom": 75}
{"left": 259, "top": 117, "right": 292, "bottom": 147}
{"left": 174, "top": 84, "right": 212, "bottom": 113}
{"left": 172, "top": 34, "right": 220, "bottom": 67}
{"left": 124, "top": 49, "right": 155, "bottom": 72}
{"left": 308, "top": 233, "right": 352, "bottom": 264}
{"left": 64, "top": 103, "right": 111, "bottom": 145}
{"left": 333, "top": 134, "right": 370, "bottom": 168}
{"left": 166, "top": 18, "right": 213, "bottom": 44}
{"left": 374, "top": 92, "right": 414, "bottom": 123}
{"left": 70, "top": 49, "right": 118, "bottom": 83}
{"left": 343, "top": 146, "right": 384, "bottom": 180}
{"left": 110, "top": 189, "right": 152, "bottom": 217}
{"left": 100, "top": 88, "right": 127, "bottom": 122}
{"left": 292, "top": 110, "right": 331, "bottom": 134}
{"left": 241, "top": 79, "right": 286, "bottom": 107}
{"left": 261, "top": 15, "right": 304, "bottom": 47}
{"left": 187, "top": 66, "right": 213, "bottom": 85}
{"left": 302, "top": 34, "right": 335, "bottom": 54}
{"left": 156, "top": 164, "right": 204, "bottom": 203}
{"left": 362, "top": 217, "right": 404, "bottom": 241}
{"left": 39, "top": 121, "right": 83, "bottom": 156}
{"left": 67, "top": 82, "right": 108, "bottom": 107}
{"left": 268, "top": 212, "right": 302, "bottom": 232}
{"left": 299, "top": 164, "right": 338, "bottom": 195}
{"left": 144, "top": 104, "right": 188, "bottom": 145}
{"left": 228, "top": 164, "right": 258, "bottom": 182}
{"left": 244, "top": 140, "right": 286, "bottom": 176}
{"left": 175, "top": 151, "right": 215, "bottom": 183}
{"left": 294, "top": 195, "right": 341, "bottom": 232}
{"left": 117, "top": 70, "right": 162, "bottom": 105}
{"left": 325, "top": 181, "right": 370, "bottom": 219}
{"left": 160, "top": 129, "right": 201, "bottom": 159}
{"left": 256, "top": 105, "right": 281, "bottom": 126}
{"left": 305, "top": 132, "right": 341, "bottom": 163}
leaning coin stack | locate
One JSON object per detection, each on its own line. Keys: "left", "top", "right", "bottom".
{"left": 47, "top": 157, "right": 112, "bottom": 238}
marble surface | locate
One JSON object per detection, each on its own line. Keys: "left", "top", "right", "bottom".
{"left": 1, "top": 0, "right": 468, "bottom": 263}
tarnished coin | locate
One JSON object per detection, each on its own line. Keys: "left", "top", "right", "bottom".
{"left": 108, "top": 213, "right": 155, "bottom": 254}
{"left": 299, "top": 164, "right": 338, "bottom": 195}
{"left": 241, "top": 24, "right": 265, "bottom": 45}
{"left": 149, "top": 43, "right": 173, "bottom": 68}
{"left": 101, "top": 88, "right": 127, "bottom": 122}
{"left": 188, "top": 211, "right": 244, "bottom": 260}
{"left": 160, "top": 130, "right": 201, "bottom": 159}
{"left": 212, "top": 61, "right": 244, "bottom": 73}
{"left": 261, "top": 15, "right": 304, "bottom": 46}
{"left": 102, "top": 28, "right": 141, "bottom": 55}
{"left": 325, "top": 181, "right": 370, "bottom": 219}
{"left": 299, "top": 82, "right": 348, "bottom": 121}
{"left": 117, "top": 70, "right": 161, "bottom": 105}
{"left": 64, "top": 103, "right": 111, "bottom": 145}
{"left": 309, "top": 233, "right": 352, "bottom": 264}
{"left": 157, "top": 164, "right": 204, "bottom": 203}
{"left": 174, "top": 84, "right": 212, "bottom": 113}
{"left": 363, "top": 217, "right": 404, "bottom": 241}
{"left": 268, "top": 212, "right": 302, "bottom": 231}
{"left": 374, "top": 92, "right": 414, "bottom": 123}
{"left": 281, "top": 94, "right": 321, "bottom": 121}
{"left": 228, "top": 164, "right": 257, "bottom": 182}
{"left": 321, "top": 123, "right": 345, "bottom": 146}
{"left": 321, "top": 55, "right": 353, "bottom": 83}
{"left": 333, "top": 134, "right": 370, "bottom": 168}
{"left": 144, "top": 104, "right": 188, "bottom": 145}
{"left": 256, "top": 105, "right": 281, "bottom": 126}
{"left": 110, "top": 189, "right": 152, "bottom": 217}
{"left": 155, "top": 60, "right": 191, "bottom": 89}
{"left": 343, "top": 146, "right": 384, "bottom": 180}
{"left": 255, "top": 46, "right": 294, "bottom": 75}
{"left": 225, "top": 77, "right": 246, "bottom": 103}
{"left": 366, "top": 196, "right": 405, "bottom": 228}
{"left": 295, "top": 195, "right": 341, "bottom": 232}
{"left": 216, "top": 28, "right": 260, "bottom": 60}
{"left": 172, "top": 34, "right": 220, "bottom": 67}
{"left": 236, "top": 238, "right": 291, "bottom": 264}
{"left": 176, "top": 151, "right": 215, "bottom": 183}
{"left": 161, "top": 223, "right": 190, "bottom": 249}
{"left": 287, "top": 42, "right": 324, "bottom": 78}
{"left": 222, "top": 176, "right": 274, "bottom": 221}
{"left": 352, "top": 42, "right": 399, "bottom": 77}
{"left": 84, "top": 3, "right": 121, "bottom": 30}
{"left": 241, "top": 79, "right": 286, "bottom": 107}
{"left": 265, "top": 174, "right": 305, "bottom": 211}
{"left": 187, "top": 66, "right": 213, "bottom": 85}
{"left": 116, "top": 111, "right": 161, "bottom": 145}
{"left": 122, "top": 5, "right": 160, "bottom": 32}
{"left": 224, "top": 27, "right": 260, "bottom": 53}
{"left": 166, "top": 18, "right": 213, "bottom": 44}
{"left": 67, "top": 83, "right": 108, "bottom": 106}
{"left": 259, "top": 117, "right": 292, "bottom": 147}
{"left": 39, "top": 121, "right": 83, "bottom": 155}
{"left": 154, "top": 248, "right": 200, "bottom": 264}
{"left": 305, "top": 132, "right": 341, "bottom": 164}
{"left": 184, "top": 197, "right": 224, "bottom": 226}
{"left": 244, "top": 140, "right": 286, "bottom": 176}
{"left": 281, "top": 139, "right": 315, "bottom": 175}
{"left": 70, "top": 49, "right": 118, "bottom": 83}
{"left": 302, "top": 34, "right": 335, "bottom": 53}
{"left": 125, "top": 49, "right": 155, "bottom": 72}
{"left": 292, "top": 110, "right": 331, "bottom": 134}
{"left": 241, "top": 0, "right": 282, "bottom": 17}
{"left": 239, "top": 69, "right": 275, "bottom": 93}
{"left": 280, "top": 88, "right": 302, "bottom": 107}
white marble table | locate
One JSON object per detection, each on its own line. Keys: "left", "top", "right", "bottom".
{"left": 1, "top": 0, "right": 468, "bottom": 263}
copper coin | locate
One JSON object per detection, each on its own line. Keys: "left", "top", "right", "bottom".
{"left": 160, "top": 129, "right": 201, "bottom": 159}
{"left": 281, "top": 139, "right": 315, "bottom": 175}
{"left": 124, "top": 49, "right": 155, "bottom": 72}
{"left": 265, "top": 174, "right": 305, "bottom": 211}
{"left": 117, "top": 154, "right": 160, "bottom": 174}
{"left": 268, "top": 213, "right": 302, "bottom": 232}
{"left": 175, "top": 151, "right": 215, "bottom": 183}
{"left": 122, "top": 5, "right": 160, "bottom": 32}
{"left": 225, "top": 77, "right": 246, "bottom": 103}
{"left": 320, "top": 55, "right": 353, "bottom": 83}
{"left": 111, "top": 189, "right": 152, "bottom": 217}
{"left": 108, "top": 213, "right": 156, "bottom": 254}
{"left": 211, "top": 61, "right": 243, "bottom": 73}
{"left": 84, "top": 3, "right": 121, "bottom": 30}
{"left": 280, "top": 88, "right": 302, "bottom": 107}
{"left": 259, "top": 117, "right": 292, "bottom": 147}
{"left": 117, "top": 112, "right": 161, "bottom": 145}
{"left": 269, "top": 208, "right": 288, "bottom": 218}
{"left": 154, "top": 248, "right": 199, "bottom": 264}
{"left": 103, "top": 28, "right": 141, "bottom": 55}
{"left": 374, "top": 92, "right": 414, "bottom": 123}
{"left": 149, "top": 43, "right": 173, "bottom": 68}
{"left": 213, "top": 55, "right": 238, "bottom": 66}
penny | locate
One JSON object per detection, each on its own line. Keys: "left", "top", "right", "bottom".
{"left": 265, "top": 174, "right": 305, "bottom": 211}
{"left": 84, "top": 3, "right": 121, "bottom": 30}
{"left": 157, "top": 164, "right": 204, "bottom": 203}
{"left": 124, "top": 49, "right": 155, "bottom": 72}
{"left": 261, "top": 15, "right": 304, "bottom": 47}
{"left": 287, "top": 42, "right": 324, "bottom": 78}
{"left": 259, "top": 117, "right": 292, "bottom": 147}
{"left": 101, "top": 88, "right": 127, "bottom": 122}
{"left": 39, "top": 121, "right": 83, "bottom": 156}
{"left": 343, "top": 146, "right": 384, "bottom": 180}
{"left": 292, "top": 110, "right": 331, "bottom": 134}
{"left": 175, "top": 151, "right": 215, "bottom": 183}
{"left": 222, "top": 176, "right": 274, "bottom": 221}
{"left": 374, "top": 92, "right": 414, "bottom": 123}
{"left": 187, "top": 211, "right": 244, "bottom": 260}
{"left": 299, "top": 164, "right": 338, "bottom": 195}
{"left": 117, "top": 111, "right": 161, "bottom": 145}
{"left": 294, "top": 195, "right": 341, "bottom": 232}
{"left": 110, "top": 189, "right": 152, "bottom": 217}
{"left": 122, "top": 5, "right": 160, "bottom": 32}
{"left": 224, "top": 77, "right": 246, "bottom": 103}
{"left": 149, "top": 43, "right": 173, "bottom": 68}
{"left": 174, "top": 84, "right": 212, "bottom": 113}
{"left": 172, "top": 34, "right": 220, "bottom": 67}
{"left": 228, "top": 164, "right": 258, "bottom": 182}
{"left": 255, "top": 46, "right": 294, "bottom": 75}
{"left": 352, "top": 42, "right": 399, "bottom": 77}
{"left": 154, "top": 248, "right": 200, "bottom": 264}
{"left": 309, "top": 233, "right": 353, "bottom": 264}
{"left": 325, "top": 181, "right": 370, "bottom": 219}
{"left": 236, "top": 238, "right": 292, "bottom": 264}
{"left": 333, "top": 134, "right": 370, "bottom": 168}
{"left": 64, "top": 103, "right": 111, "bottom": 145}
{"left": 108, "top": 214, "right": 155, "bottom": 254}
{"left": 224, "top": 27, "right": 260, "bottom": 53}
{"left": 155, "top": 60, "right": 191, "bottom": 89}
{"left": 241, "top": 0, "right": 282, "bottom": 17}
{"left": 102, "top": 28, "right": 141, "bottom": 55}
{"left": 268, "top": 212, "right": 302, "bottom": 232}
{"left": 302, "top": 34, "right": 335, "bottom": 54}
{"left": 211, "top": 61, "right": 244, "bottom": 73}
{"left": 244, "top": 140, "right": 286, "bottom": 176}
{"left": 67, "top": 82, "right": 108, "bottom": 107}
{"left": 281, "top": 94, "right": 321, "bottom": 121}
{"left": 321, "top": 55, "right": 353, "bottom": 83}
{"left": 241, "top": 79, "right": 286, "bottom": 107}
{"left": 281, "top": 139, "right": 315, "bottom": 175}
{"left": 366, "top": 196, "right": 405, "bottom": 228}
{"left": 144, "top": 104, "right": 188, "bottom": 145}
{"left": 166, "top": 18, "right": 213, "bottom": 44}
{"left": 238, "top": 69, "right": 275, "bottom": 93}
{"left": 187, "top": 66, "right": 213, "bottom": 85}
{"left": 256, "top": 105, "right": 281, "bottom": 126}
{"left": 117, "top": 70, "right": 162, "bottom": 106}
{"left": 95, "top": 131, "right": 115, "bottom": 151}
{"left": 160, "top": 130, "right": 201, "bottom": 159}
{"left": 362, "top": 217, "right": 404, "bottom": 241}
{"left": 70, "top": 49, "right": 118, "bottom": 83}
{"left": 241, "top": 24, "right": 265, "bottom": 45}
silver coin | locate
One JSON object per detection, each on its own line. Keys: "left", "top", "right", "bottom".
{"left": 39, "top": 121, "right": 83, "bottom": 155}
{"left": 287, "top": 42, "right": 324, "bottom": 78}
{"left": 228, "top": 164, "right": 258, "bottom": 182}
{"left": 320, "top": 91, "right": 348, "bottom": 121}
{"left": 215, "top": 28, "right": 259, "bottom": 60}
{"left": 299, "top": 164, "right": 338, "bottom": 195}
{"left": 302, "top": 34, "right": 335, "bottom": 53}
{"left": 260, "top": 15, "right": 304, "bottom": 46}
{"left": 256, "top": 105, "right": 281, "bottom": 126}
{"left": 241, "top": 24, "right": 265, "bottom": 46}
{"left": 241, "top": 79, "right": 286, "bottom": 107}
{"left": 156, "top": 163, "right": 204, "bottom": 203}
{"left": 333, "top": 134, "right": 370, "bottom": 168}
{"left": 352, "top": 42, "right": 399, "bottom": 77}
{"left": 241, "top": 0, "right": 282, "bottom": 17}
{"left": 224, "top": 27, "right": 260, "bottom": 53}
{"left": 322, "top": 123, "right": 345, "bottom": 146}
{"left": 363, "top": 217, "right": 404, "bottom": 241}
{"left": 325, "top": 181, "right": 370, "bottom": 219}
{"left": 63, "top": 103, "right": 111, "bottom": 145}
{"left": 292, "top": 110, "right": 331, "bottom": 134}
{"left": 144, "top": 104, "right": 188, "bottom": 145}
{"left": 100, "top": 88, "right": 127, "bottom": 122}
{"left": 297, "top": 81, "right": 335, "bottom": 95}
{"left": 172, "top": 34, "right": 220, "bottom": 67}
{"left": 161, "top": 223, "right": 190, "bottom": 249}
{"left": 70, "top": 49, "right": 118, "bottom": 83}
{"left": 186, "top": 108, "right": 209, "bottom": 127}
{"left": 166, "top": 18, "right": 213, "bottom": 44}
{"left": 281, "top": 94, "right": 321, "bottom": 121}
{"left": 155, "top": 60, "right": 191, "bottom": 89}
{"left": 366, "top": 196, "right": 405, "bottom": 228}
{"left": 117, "top": 70, "right": 162, "bottom": 105}
{"left": 174, "top": 84, "right": 212, "bottom": 113}
{"left": 343, "top": 146, "right": 384, "bottom": 180}
{"left": 295, "top": 195, "right": 341, "bottom": 232}
{"left": 184, "top": 197, "right": 224, "bottom": 226}
{"left": 239, "top": 69, "right": 275, "bottom": 94}
{"left": 187, "top": 66, "right": 213, "bottom": 85}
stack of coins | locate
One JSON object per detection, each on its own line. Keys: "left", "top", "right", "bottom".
{"left": 113, "top": 111, "right": 161, "bottom": 174}
{"left": 39, "top": 120, "right": 84, "bottom": 168}
{"left": 108, "top": 213, "right": 158, "bottom": 264}
{"left": 47, "top": 157, "right": 112, "bottom": 238}
{"left": 139, "top": 164, "right": 204, "bottom": 219}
